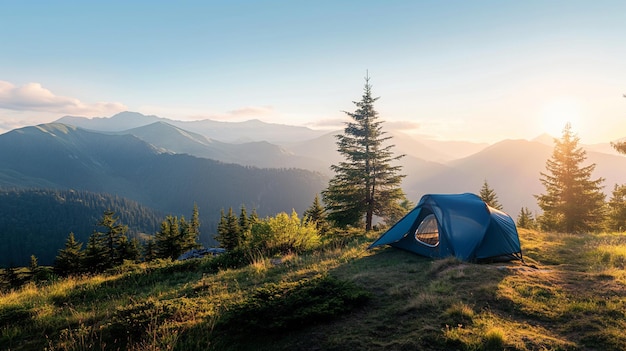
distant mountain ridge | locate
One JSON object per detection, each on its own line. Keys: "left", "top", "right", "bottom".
{"left": 119, "top": 122, "right": 328, "bottom": 172}
{"left": 56, "top": 111, "right": 328, "bottom": 143}
{"left": 55, "top": 111, "right": 491, "bottom": 162}
{"left": 52, "top": 112, "right": 626, "bottom": 214}
{"left": 54, "top": 112, "right": 493, "bottom": 175}
{"left": 0, "top": 123, "right": 328, "bottom": 253}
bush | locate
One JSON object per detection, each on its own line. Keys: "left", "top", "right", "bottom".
{"left": 105, "top": 297, "right": 199, "bottom": 344}
{"left": 203, "top": 248, "right": 251, "bottom": 272}
{"left": 246, "top": 211, "right": 320, "bottom": 255}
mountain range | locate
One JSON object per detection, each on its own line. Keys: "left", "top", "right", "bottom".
{"left": 0, "top": 122, "right": 327, "bottom": 258}
{"left": 53, "top": 111, "right": 626, "bottom": 214}
{"left": 2, "top": 111, "right": 626, "bottom": 266}
{"left": 57, "top": 111, "right": 328, "bottom": 144}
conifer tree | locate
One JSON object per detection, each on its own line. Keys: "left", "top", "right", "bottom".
{"left": 607, "top": 184, "right": 626, "bottom": 231}
{"left": 1, "top": 265, "right": 21, "bottom": 290}
{"left": 612, "top": 141, "right": 626, "bottom": 154}
{"left": 516, "top": 207, "right": 536, "bottom": 229}
{"left": 54, "top": 232, "right": 84, "bottom": 276}
{"left": 303, "top": 194, "right": 329, "bottom": 233}
{"left": 479, "top": 179, "right": 503, "bottom": 210}
{"left": 153, "top": 209, "right": 202, "bottom": 260}
{"left": 216, "top": 209, "right": 228, "bottom": 246}
{"left": 239, "top": 205, "right": 251, "bottom": 235}
{"left": 180, "top": 215, "right": 202, "bottom": 255}
{"left": 155, "top": 215, "right": 181, "bottom": 260}
{"left": 143, "top": 237, "right": 157, "bottom": 262}
{"left": 384, "top": 196, "right": 415, "bottom": 227}
{"left": 215, "top": 208, "right": 242, "bottom": 250}
{"left": 29, "top": 255, "right": 38, "bottom": 271}
{"left": 84, "top": 233, "right": 106, "bottom": 272}
{"left": 118, "top": 236, "right": 141, "bottom": 262}
{"left": 187, "top": 203, "right": 201, "bottom": 248}
{"left": 323, "top": 74, "right": 406, "bottom": 231}
{"left": 179, "top": 216, "right": 189, "bottom": 250}
{"left": 28, "top": 255, "right": 39, "bottom": 280}
{"left": 92, "top": 210, "right": 129, "bottom": 268}
{"left": 225, "top": 207, "right": 242, "bottom": 249}
{"left": 536, "top": 123, "right": 606, "bottom": 232}
{"left": 249, "top": 208, "right": 259, "bottom": 224}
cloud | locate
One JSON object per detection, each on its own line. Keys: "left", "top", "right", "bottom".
{"left": 0, "top": 115, "right": 26, "bottom": 134}
{"left": 307, "top": 118, "right": 345, "bottom": 130}
{"left": 226, "top": 106, "right": 274, "bottom": 117}
{"left": 0, "top": 81, "right": 127, "bottom": 116}
{"left": 384, "top": 120, "right": 421, "bottom": 131}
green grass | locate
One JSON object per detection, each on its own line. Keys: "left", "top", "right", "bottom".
{"left": 2, "top": 229, "right": 626, "bottom": 350}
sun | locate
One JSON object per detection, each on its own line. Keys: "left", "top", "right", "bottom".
{"left": 539, "top": 97, "right": 582, "bottom": 137}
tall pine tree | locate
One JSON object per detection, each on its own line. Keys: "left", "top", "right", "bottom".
{"left": 323, "top": 74, "right": 406, "bottom": 231}
{"left": 535, "top": 123, "right": 606, "bottom": 232}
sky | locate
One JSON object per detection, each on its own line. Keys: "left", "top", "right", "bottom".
{"left": 1, "top": 0, "right": 625, "bottom": 143}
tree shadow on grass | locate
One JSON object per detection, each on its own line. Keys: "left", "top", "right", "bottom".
{"left": 487, "top": 231, "right": 626, "bottom": 351}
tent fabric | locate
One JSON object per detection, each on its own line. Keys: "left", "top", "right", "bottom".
{"left": 369, "top": 193, "right": 522, "bottom": 262}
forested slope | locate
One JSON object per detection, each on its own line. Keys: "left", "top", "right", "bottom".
{"left": 0, "top": 124, "right": 329, "bottom": 266}
{"left": 0, "top": 189, "right": 164, "bottom": 266}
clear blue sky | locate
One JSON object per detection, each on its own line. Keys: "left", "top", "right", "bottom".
{"left": 1, "top": 0, "right": 625, "bottom": 143}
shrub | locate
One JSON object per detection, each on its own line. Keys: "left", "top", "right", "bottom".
{"left": 105, "top": 297, "right": 199, "bottom": 344}
{"left": 246, "top": 210, "right": 320, "bottom": 255}
{"left": 203, "top": 248, "right": 252, "bottom": 272}
{"left": 483, "top": 327, "right": 506, "bottom": 351}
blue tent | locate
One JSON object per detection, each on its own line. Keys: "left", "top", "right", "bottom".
{"left": 369, "top": 193, "right": 522, "bottom": 262}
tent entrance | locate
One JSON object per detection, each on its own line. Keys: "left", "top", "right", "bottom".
{"left": 414, "top": 214, "right": 439, "bottom": 247}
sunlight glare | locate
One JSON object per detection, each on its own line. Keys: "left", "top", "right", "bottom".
{"left": 539, "top": 97, "right": 582, "bottom": 137}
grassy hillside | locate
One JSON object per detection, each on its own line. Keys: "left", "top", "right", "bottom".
{"left": 1, "top": 229, "right": 626, "bottom": 350}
